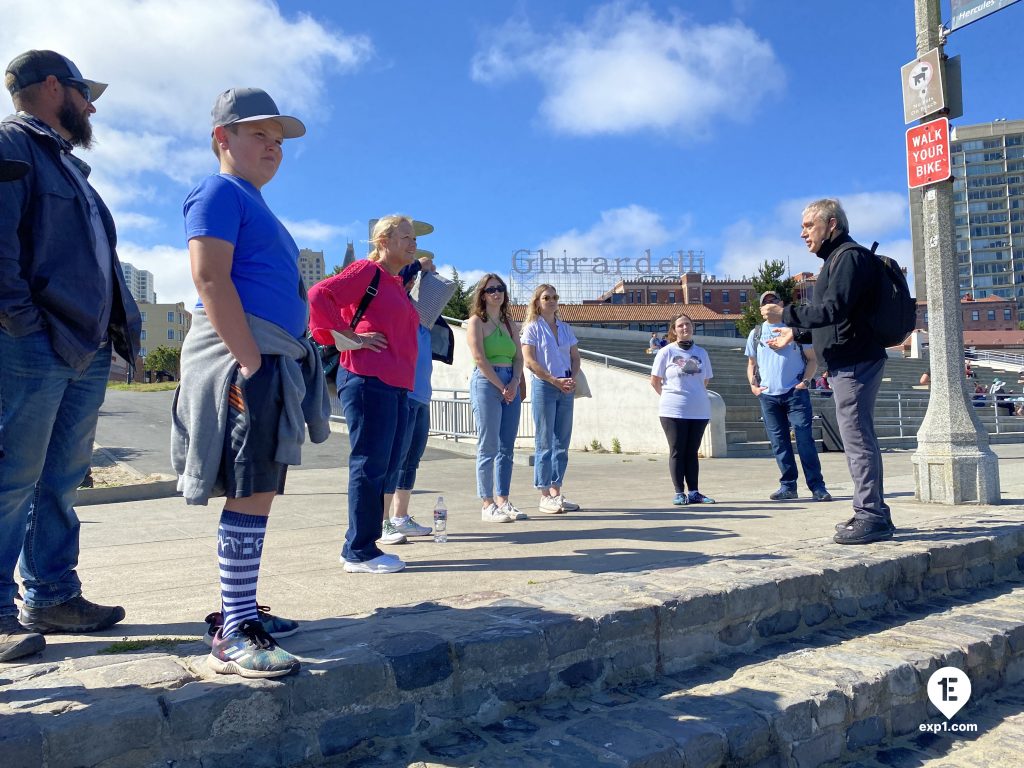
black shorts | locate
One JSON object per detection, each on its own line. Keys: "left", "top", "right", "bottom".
{"left": 221, "top": 355, "right": 288, "bottom": 498}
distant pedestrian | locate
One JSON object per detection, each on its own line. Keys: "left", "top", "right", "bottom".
{"left": 467, "top": 274, "right": 525, "bottom": 522}
{"left": 521, "top": 284, "right": 583, "bottom": 514}
{"left": 651, "top": 313, "right": 716, "bottom": 506}
{"left": 761, "top": 198, "right": 892, "bottom": 545}
{"left": 0, "top": 50, "right": 141, "bottom": 663}
{"left": 309, "top": 215, "right": 420, "bottom": 573}
{"left": 173, "top": 87, "right": 330, "bottom": 678}
{"left": 647, "top": 332, "right": 659, "bottom": 354}
{"left": 745, "top": 291, "right": 831, "bottom": 502}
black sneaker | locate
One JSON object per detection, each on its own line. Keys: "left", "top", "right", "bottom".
{"left": 833, "top": 518, "right": 895, "bottom": 545}
{"left": 0, "top": 615, "right": 45, "bottom": 662}
{"left": 769, "top": 487, "right": 798, "bottom": 501}
{"left": 811, "top": 488, "right": 833, "bottom": 502}
{"left": 19, "top": 595, "right": 125, "bottom": 634}
{"left": 834, "top": 516, "right": 896, "bottom": 532}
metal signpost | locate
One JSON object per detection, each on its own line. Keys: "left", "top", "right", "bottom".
{"left": 909, "top": 0, "right": 1000, "bottom": 504}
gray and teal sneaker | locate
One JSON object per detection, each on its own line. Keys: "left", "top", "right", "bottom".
{"left": 390, "top": 515, "right": 432, "bottom": 536}
{"left": 203, "top": 605, "right": 298, "bottom": 648}
{"left": 208, "top": 619, "right": 299, "bottom": 679}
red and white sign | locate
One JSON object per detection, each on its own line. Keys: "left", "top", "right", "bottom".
{"left": 906, "top": 117, "right": 951, "bottom": 189}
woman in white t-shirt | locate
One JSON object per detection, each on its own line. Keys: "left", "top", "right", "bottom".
{"left": 650, "top": 314, "right": 715, "bottom": 506}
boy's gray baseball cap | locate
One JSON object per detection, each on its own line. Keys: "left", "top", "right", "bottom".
{"left": 5, "top": 49, "right": 107, "bottom": 101}
{"left": 211, "top": 87, "right": 305, "bottom": 138}
{"left": 760, "top": 290, "right": 781, "bottom": 304}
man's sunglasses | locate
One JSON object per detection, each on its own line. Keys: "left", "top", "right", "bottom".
{"left": 483, "top": 286, "right": 505, "bottom": 295}
{"left": 61, "top": 79, "right": 92, "bottom": 103}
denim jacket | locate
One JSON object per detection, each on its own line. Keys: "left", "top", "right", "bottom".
{"left": 0, "top": 114, "right": 141, "bottom": 372}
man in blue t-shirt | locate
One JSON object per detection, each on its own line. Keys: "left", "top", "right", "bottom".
{"left": 745, "top": 291, "right": 831, "bottom": 502}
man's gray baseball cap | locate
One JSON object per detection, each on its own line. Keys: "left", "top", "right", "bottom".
{"left": 5, "top": 49, "right": 107, "bottom": 101}
{"left": 211, "top": 87, "right": 305, "bottom": 138}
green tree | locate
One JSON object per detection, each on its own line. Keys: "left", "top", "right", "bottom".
{"left": 443, "top": 267, "right": 472, "bottom": 320}
{"left": 735, "top": 259, "right": 797, "bottom": 337}
{"left": 144, "top": 345, "right": 181, "bottom": 378}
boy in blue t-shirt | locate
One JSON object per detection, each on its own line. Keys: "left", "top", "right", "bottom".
{"left": 178, "top": 88, "right": 318, "bottom": 679}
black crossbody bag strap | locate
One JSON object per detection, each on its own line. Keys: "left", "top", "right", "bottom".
{"left": 349, "top": 267, "right": 381, "bottom": 330}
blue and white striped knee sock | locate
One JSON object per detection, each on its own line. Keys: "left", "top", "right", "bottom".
{"left": 217, "top": 510, "right": 267, "bottom": 637}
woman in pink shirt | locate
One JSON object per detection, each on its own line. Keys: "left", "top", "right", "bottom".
{"left": 308, "top": 215, "right": 419, "bottom": 574}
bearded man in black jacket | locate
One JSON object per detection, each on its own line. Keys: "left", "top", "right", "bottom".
{"left": 760, "top": 198, "right": 893, "bottom": 545}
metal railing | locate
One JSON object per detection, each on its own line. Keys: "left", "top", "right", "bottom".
{"left": 330, "top": 387, "right": 536, "bottom": 442}
{"left": 963, "top": 348, "right": 1024, "bottom": 370}
{"left": 428, "top": 388, "right": 535, "bottom": 442}
{"left": 809, "top": 390, "right": 1024, "bottom": 438}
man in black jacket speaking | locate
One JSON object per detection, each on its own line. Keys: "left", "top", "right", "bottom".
{"left": 760, "top": 198, "right": 893, "bottom": 545}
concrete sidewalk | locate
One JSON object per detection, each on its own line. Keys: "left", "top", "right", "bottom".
{"left": 31, "top": 441, "right": 1024, "bottom": 657}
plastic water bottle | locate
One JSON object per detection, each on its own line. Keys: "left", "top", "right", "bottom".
{"left": 433, "top": 496, "right": 448, "bottom": 543}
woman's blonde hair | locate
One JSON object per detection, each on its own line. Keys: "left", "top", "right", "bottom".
{"left": 524, "top": 283, "right": 559, "bottom": 325}
{"left": 470, "top": 273, "right": 510, "bottom": 324}
{"left": 368, "top": 215, "right": 414, "bottom": 262}
{"left": 666, "top": 313, "right": 695, "bottom": 343}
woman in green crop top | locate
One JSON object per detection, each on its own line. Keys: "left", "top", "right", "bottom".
{"left": 466, "top": 274, "right": 525, "bottom": 523}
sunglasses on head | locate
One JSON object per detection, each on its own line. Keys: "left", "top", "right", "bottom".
{"left": 483, "top": 285, "right": 505, "bottom": 295}
{"left": 61, "top": 79, "right": 91, "bottom": 103}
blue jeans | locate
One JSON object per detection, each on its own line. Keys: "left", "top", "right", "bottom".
{"left": 0, "top": 330, "right": 112, "bottom": 615}
{"left": 471, "top": 368, "right": 521, "bottom": 499}
{"left": 390, "top": 398, "right": 430, "bottom": 493}
{"left": 531, "top": 378, "right": 574, "bottom": 490}
{"left": 758, "top": 388, "right": 825, "bottom": 493}
{"left": 337, "top": 369, "right": 408, "bottom": 562}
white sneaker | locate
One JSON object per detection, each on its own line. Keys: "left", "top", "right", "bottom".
{"left": 538, "top": 496, "right": 565, "bottom": 514}
{"left": 342, "top": 554, "right": 406, "bottom": 573}
{"left": 482, "top": 503, "right": 514, "bottom": 523}
{"left": 500, "top": 501, "right": 528, "bottom": 520}
{"left": 390, "top": 516, "right": 432, "bottom": 536}
{"left": 378, "top": 520, "right": 407, "bottom": 545}
{"left": 556, "top": 496, "right": 581, "bottom": 512}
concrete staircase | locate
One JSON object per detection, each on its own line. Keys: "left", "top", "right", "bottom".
{"left": 578, "top": 337, "right": 1024, "bottom": 457}
{"left": 6, "top": 513, "right": 1024, "bottom": 767}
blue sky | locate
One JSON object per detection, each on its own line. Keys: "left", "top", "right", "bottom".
{"left": 2, "top": 0, "right": 1022, "bottom": 306}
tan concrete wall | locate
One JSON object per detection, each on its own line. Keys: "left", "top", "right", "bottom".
{"left": 432, "top": 322, "right": 727, "bottom": 456}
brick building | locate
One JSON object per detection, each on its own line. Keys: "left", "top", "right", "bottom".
{"left": 917, "top": 294, "right": 1019, "bottom": 332}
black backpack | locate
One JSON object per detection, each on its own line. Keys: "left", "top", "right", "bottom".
{"left": 832, "top": 241, "right": 916, "bottom": 349}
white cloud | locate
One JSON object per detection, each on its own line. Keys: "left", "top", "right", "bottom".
{"left": 438, "top": 264, "right": 494, "bottom": 293}
{"left": 280, "top": 218, "right": 354, "bottom": 244}
{"left": 472, "top": 2, "right": 784, "bottom": 137}
{"left": 117, "top": 242, "right": 195, "bottom": 307}
{"left": 538, "top": 204, "right": 678, "bottom": 261}
{"left": 114, "top": 212, "right": 161, "bottom": 231}
{"left": 0, "top": 0, "right": 372, "bottom": 220}
{"left": 718, "top": 192, "right": 913, "bottom": 282}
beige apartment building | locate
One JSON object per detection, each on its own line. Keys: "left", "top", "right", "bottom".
{"left": 139, "top": 302, "right": 192, "bottom": 359}
{"left": 299, "top": 248, "right": 326, "bottom": 291}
